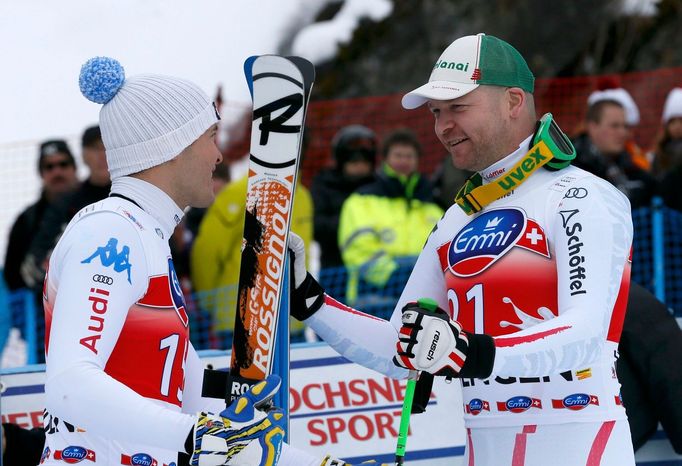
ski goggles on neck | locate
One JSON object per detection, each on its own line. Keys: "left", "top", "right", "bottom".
{"left": 533, "top": 113, "right": 576, "bottom": 170}
{"left": 454, "top": 113, "right": 575, "bottom": 215}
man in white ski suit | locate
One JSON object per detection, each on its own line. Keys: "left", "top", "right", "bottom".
{"left": 287, "top": 33, "right": 636, "bottom": 466}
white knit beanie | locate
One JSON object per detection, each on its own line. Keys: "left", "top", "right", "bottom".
{"left": 662, "top": 88, "right": 682, "bottom": 124}
{"left": 79, "top": 57, "right": 220, "bottom": 180}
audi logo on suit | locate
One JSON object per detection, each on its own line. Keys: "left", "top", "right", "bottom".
{"left": 92, "top": 274, "right": 113, "bottom": 285}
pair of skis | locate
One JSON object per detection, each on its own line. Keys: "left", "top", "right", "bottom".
{"left": 202, "top": 55, "right": 313, "bottom": 419}
{"left": 205, "top": 54, "right": 428, "bottom": 464}
{"left": 228, "top": 56, "right": 315, "bottom": 410}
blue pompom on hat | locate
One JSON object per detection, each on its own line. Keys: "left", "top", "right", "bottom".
{"left": 79, "top": 57, "right": 126, "bottom": 104}
{"left": 79, "top": 56, "right": 220, "bottom": 179}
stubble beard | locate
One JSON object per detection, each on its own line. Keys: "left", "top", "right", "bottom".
{"left": 450, "top": 140, "right": 502, "bottom": 173}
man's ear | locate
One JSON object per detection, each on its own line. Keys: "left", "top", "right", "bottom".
{"left": 506, "top": 87, "right": 526, "bottom": 118}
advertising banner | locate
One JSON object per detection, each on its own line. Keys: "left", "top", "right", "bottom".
{"left": 2, "top": 343, "right": 680, "bottom": 465}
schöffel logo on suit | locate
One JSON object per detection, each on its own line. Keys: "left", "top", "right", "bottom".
{"left": 497, "top": 396, "right": 543, "bottom": 413}
{"left": 54, "top": 446, "right": 96, "bottom": 463}
{"left": 552, "top": 393, "right": 599, "bottom": 410}
{"left": 465, "top": 398, "right": 490, "bottom": 415}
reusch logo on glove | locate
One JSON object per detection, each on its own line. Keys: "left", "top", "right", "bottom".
{"left": 427, "top": 330, "right": 440, "bottom": 361}
{"left": 438, "top": 207, "right": 550, "bottom": 277}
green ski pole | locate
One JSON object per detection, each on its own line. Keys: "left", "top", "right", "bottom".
{"left": 395, "top": 297, "right": 440, "bottom": 465}
{"left": 395, "top": 371, "right": 417, "bottom": 465}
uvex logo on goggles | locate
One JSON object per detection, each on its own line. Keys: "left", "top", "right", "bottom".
{"left": 454, "top": 113, "right": 575, "bottom": 215}
{"left": 496, "top": 146, "right": 548, "bottom": 191}
{"left": 455, "top": 140, "right": 553, "bottom": 215}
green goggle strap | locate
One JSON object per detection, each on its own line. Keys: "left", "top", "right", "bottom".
{"left": 535, "top": 112, "right": 576, "bottom": 170}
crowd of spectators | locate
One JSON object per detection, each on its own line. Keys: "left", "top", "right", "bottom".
{"left": 1, "top": 83, "right": 682, "bottom": 461}
{"left": 3, "top": 84, "right": 682, "bottom": 353}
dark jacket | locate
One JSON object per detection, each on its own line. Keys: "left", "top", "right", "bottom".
{"left": 660, "top": 164, "right": 682, "bottom": 212}
{"left": 2, "top": 423, "right": 45, "bottom": 466}
{"left": 21, "top": 180, "right": 111, "bottom": 289}
{"left": 310, "top": 168, "right": 374, "bottom": 269}
{"left": 572, "top": 133, "right": 657, "bottom": 209}
{"left": 617, "top": 282, "right": 682, "bottom": 453}
{"left": 3, "top": 194, "right": 50, "bottom": 290}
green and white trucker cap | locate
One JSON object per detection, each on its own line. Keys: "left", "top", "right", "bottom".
{"left": 402, "top": 33, "right": 535, "bottom": 109}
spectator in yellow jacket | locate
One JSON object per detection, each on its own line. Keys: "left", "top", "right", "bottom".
{"left": 190, "top": 174, "right": 313, "bottom": 346}
{"left": 338, "top": 129, "right": 443, "bottom": 304}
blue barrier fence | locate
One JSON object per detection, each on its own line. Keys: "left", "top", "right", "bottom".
{"left": 631, "top": 202, "right": 682, "bottom": 312}
{"left": 2, "top": 201, "right": 681, "bottom": 361}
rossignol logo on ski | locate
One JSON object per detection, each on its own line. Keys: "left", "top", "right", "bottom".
{"left": 229, "top": 55, "right": 315, "bottom": 393}
{"left": 438, "top": 208, "right": 550, "bottom": 277}
{"left": 252, "top": 94, "right": 303, "bottom": 146}
{"left": 235, "top": 189, "right": 291, "bottom": 376}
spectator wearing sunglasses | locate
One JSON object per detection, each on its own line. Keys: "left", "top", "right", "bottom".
{"left": 22, "top": 127, "right": 112, "bottom": 293}
{"left": 3, "top": 139, "right": 78, "bottom": 291}
{"left": 311, "top": 125, "right": 378, "bottom": 270}
{"left": 18, "top": 127, "right": 111, "bottom": 363}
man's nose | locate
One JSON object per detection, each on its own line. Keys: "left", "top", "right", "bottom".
{"left": 436, "top": 115, "right": 455, "bottom": 136}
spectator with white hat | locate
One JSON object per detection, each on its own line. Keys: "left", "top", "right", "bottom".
{"left": 572, "top": 83, "right": 656, "bottom": 209}
{"left": 657, "top": 87, "right": 682, "bottom": 211}
{"left": 588, "top": 84, "right": 640, "bottom": 127}
{"left": 586, "top": 77, "right": 650, "bottom": 171}
{"left": 651, "top": 87, "right": 682, "bottom": 176}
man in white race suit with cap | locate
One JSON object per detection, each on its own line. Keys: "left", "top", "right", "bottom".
{"left": 286, "top": 32, "right": 636, "bottom": 465}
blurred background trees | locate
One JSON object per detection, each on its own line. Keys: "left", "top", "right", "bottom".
{"left": 278, "top": 0, "right": 682, "bottom": 99}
